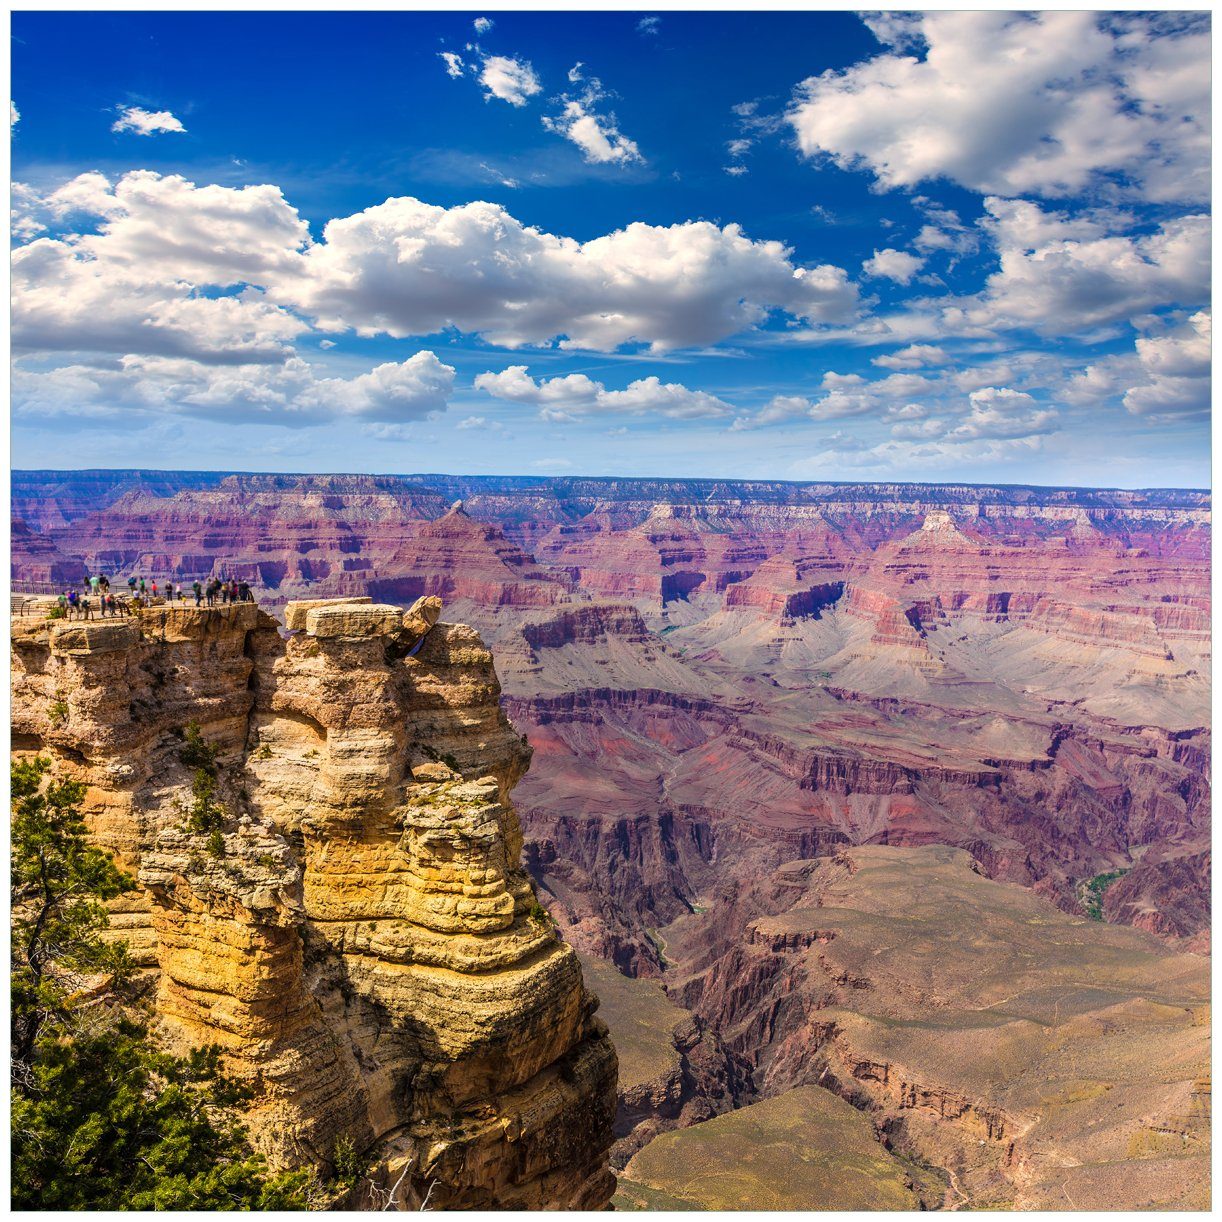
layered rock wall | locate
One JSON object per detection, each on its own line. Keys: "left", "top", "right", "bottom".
{"left": 9, "top": 598, "right": 617, "bottom": 1209}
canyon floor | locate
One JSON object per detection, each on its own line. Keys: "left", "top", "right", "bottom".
{"left": 11, "top": 471, "right": 1211, "bottom": 1209}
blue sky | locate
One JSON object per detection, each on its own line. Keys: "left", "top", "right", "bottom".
{"left": 10, "top": 9, "right": 1212, "bottom": 487}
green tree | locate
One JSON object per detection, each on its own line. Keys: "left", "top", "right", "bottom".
{"left": 10, "top": 757, "right": 317, "bottom": 1210}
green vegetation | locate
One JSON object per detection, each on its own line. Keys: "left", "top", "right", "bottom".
{"left": 255, "top": 743, "right": 273, "bottom": 761}
{"left": 47, "top": 697, "right": 69, "bottom": 728}
{"left": 10, "top": 757, "right": 315, "bottom": 1209}
{"left": 643, "top": 928, "right": 670, "bottom": 968}
{"left": 46, "top": 605, "right": 66, "bottom": 620}
{"left": 329, "top": 1135, "right": 370, "bottom": 1190}
{"left": 178, "top": 723, "right": 226, "bottom": 843}
{"left": 186, "top": 768, "right": 225, "bottom": 836}
{"left": 578, "top": 956, "right": 686, "bottom": 1092}
{"left": 179, "top": 721, "right": 219, "bottom": 773}
{"left": 613, "top": 1179, "right": 707, "bottom": 1211}
{"left": 1081, "top": 868, "right": 1131, "bottom": 920}
{"left": 623, "top": 1086, "right": 919, "bottom": 1210}
{"left": 527, "top": 900, "right": 553, "bottom": 926}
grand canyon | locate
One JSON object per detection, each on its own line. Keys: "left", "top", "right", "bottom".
{"left": 11, "top": 470, "right": 1211, "bottom": 1210}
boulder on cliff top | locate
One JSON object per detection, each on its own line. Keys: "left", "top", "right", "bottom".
{"left": 284, "top": 595, "right": 373, "bottom": 632}
{"left": 305, "top": 602, "right": 408, "bottom": 639}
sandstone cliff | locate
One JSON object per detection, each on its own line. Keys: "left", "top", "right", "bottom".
{"left": 9, "top": 598, "right": 617, "bottom": 1209}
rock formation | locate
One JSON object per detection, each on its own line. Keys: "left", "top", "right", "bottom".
{"left": 9, "top": 598, "right": 617, "bottom": 1209}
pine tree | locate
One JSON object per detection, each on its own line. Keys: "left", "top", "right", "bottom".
{"left": 10, "top": 757, "right": 318, "bottom": 1209}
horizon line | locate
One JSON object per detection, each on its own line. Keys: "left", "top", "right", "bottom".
{"left": 9, "top": 467, "right": 1212, "bottom": 497}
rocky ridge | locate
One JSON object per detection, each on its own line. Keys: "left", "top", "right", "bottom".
{"left": 9, "top": 597, "right": 617, "bottom": 1209}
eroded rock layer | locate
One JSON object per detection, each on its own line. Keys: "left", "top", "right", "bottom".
{"left": 9, "top": 599, "right": 617, "bottom": 1209}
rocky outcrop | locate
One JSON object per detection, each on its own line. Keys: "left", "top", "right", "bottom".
{"left": 9, "top": 597, "right": 617, "bottom": 1209}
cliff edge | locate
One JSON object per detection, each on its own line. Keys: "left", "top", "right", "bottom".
{"left": 10, "top": 597, "right": 618, "bottom": 1209}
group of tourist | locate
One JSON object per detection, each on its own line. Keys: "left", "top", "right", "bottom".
{"left": 53, "top": 574, "right": 255, "bottom": 620}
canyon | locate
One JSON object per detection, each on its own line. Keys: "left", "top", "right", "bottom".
{"left": 11, "top": 470, "right": 1211, "bottom": 1208}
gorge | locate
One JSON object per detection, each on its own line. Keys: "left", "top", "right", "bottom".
{"left": 10, "top": 471, "right": 1212, "bottom": 1209}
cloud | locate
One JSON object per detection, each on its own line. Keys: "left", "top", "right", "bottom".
{"left": 544, "top": 98, "right": 641, "bottom": 165}
{"left": 10, "top": 101, "right": 18, "bottom": 128}
{"left": 955, "top": 197, "right": 1211, "bottom": 336}
{"left": 788, "top": 434, "right": 1049, "bottom": 480}
{"left": 637, "top": 16, "right": 660, "bottom": 37}
{"left": 1123, "top": 310, "right": 1211, "bottom": 419}
{"left": 863, "top": 248, "right": 924, "bottom": 285}
{"left": 479, "top": 55, "right": 542, "bottom": 106}
{"left": 474, "top": 365, "right": 732, "bottom": 420}
{"left": 788, "top": 11, "right": 1209, "bottom": 203}
{"left": 730, "top": 394, "right": 813, "bottom": 430}
{"left": 543, "top": 73, "right": 643, "bottom": 165}
{"left": 12, "top": 171, "right": 859, "bottom": 362}
{"left": 284, "top": 195, "right": 859, "bottom": 352}
{"left": 439, "top": 51, "right": 466, "bottom": 79}
{"left": 947, "top": 386, "right": 1057, "bottom": 440}
{"left": 12, "top": 171, "right": 310, "bottom": 362}
{"left": 872, "top": 343, "right": 947, "bottom": 370}
{"left": 12, "top": 350, "right": 455, "bottom": 427}
{"left": 112, "top": 105, "right": 186, "bottom": 136}
{"left": 473, "top": 16, "right": 493, "bottom": 34}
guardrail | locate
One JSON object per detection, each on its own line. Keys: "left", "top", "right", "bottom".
{"left": 10, "top": 579, "right": 190, "bottom": 594}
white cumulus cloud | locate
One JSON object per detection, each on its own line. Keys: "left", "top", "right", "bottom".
{"left": 12, "top": 171, "right": 310, "bottom": 362}
{"left": 11, "top": 172, "right": 860, "bottom": 366}
{"left": 948, "top": 386, "right": 1058, "bottom": 440}
{"left": 13, "top": 351, "right": 455, "bottom": 428}
{"left": 112, "top": 105, "right": 186, "bottom": 136}
{"left": 872, "top": 344, "right": 947, "bottom": 370}
{"left": 283, "top": 195, "right": 859, "bottom": 352}
{"left": 1124, "top": 310, "right": 1211, "bottom": 419}
{"left": 474, "top": 366, "right": 732, "bottom": 421}
{"left": 863, "top": 248, "right": 924, "bottom": 285}
{"left": 788, "top": 11, "right": 1210, "bottom": 203}
{"left": 954, "top": 197, "right": 1211, "bottom": 336}
{"left": 543, "top": 72, "right": 643, "bottom": 166}
{"left": 544, "top": 97, "right": 641, "bottom": 165}
{"left": 479, "top": 55, "right": 542, "bottom": 106}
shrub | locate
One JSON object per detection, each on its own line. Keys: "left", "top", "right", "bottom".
{"left": 47, "top": 698, "right": 69, "bottom": 728}
{"left": 10, "top": 757, "right": 313, "bottom": 1210}
{"left": 186, "top": 769, "right": 225, "bottom": 836}
{"left": 330, "top": 1135, "right": 370, "bottom": 1189}
{"left": 180, "top": 722, "right": 219, "bottom": 774}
